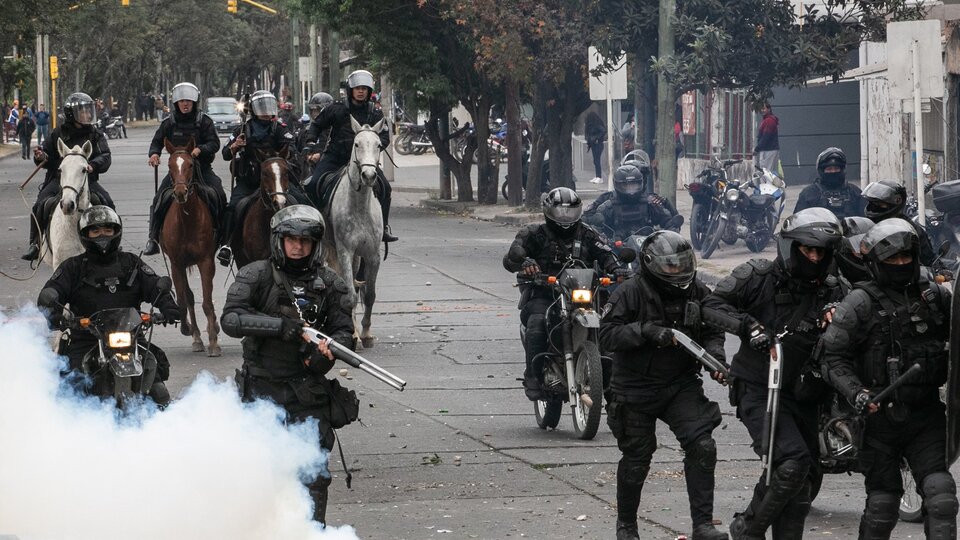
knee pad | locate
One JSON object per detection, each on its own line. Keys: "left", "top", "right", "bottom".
{"left": 860, "top": 492, "right": 899, "bottom": 536}
{"left": 619, "top": 456, "right": 651, "bottom": 486}
{"left": 684, "top": 437, "right": 717, "bottom": 473}
{"left": 773, "top": 459, "right": 809, "bottom": 486}
{"left": 921, "top": 472, "right": 959, "bottom": 520}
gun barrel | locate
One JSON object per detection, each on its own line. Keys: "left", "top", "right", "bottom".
{"left": 304, "top": 329, "right": 407, "bottom": 391}
{"left": 671, "top": 330, "right": 730, "bottom": 379}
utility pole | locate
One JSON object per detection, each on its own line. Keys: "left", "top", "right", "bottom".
{"left": 328, "top": 31, "right": 341, "bottom": 96}
{"left": 655, "top": 0, "right": 677, "bottom": 204}
{"left": 309, "top": 24, "right": 319, "bottom": 99}
{"left": 290, "top": 16, "right": 300, "bottom": 110}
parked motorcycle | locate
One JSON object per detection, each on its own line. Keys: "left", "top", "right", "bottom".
{"left": 502, "top": 150, "right": 551, "bottom": 201}
{"left": 700, "top": 167, "right": 786, "bottom": 260}
{"left": 516, "top": 260, "right": 614, "bottom": 440}
{"left": 685, "top": 157, "right": 742, "bottom": 250}
{"left": 100, "top": 115, "right": 125, "bottom": 140}
{"left": 394, "top": 122, "right": 432, "bottom": 155}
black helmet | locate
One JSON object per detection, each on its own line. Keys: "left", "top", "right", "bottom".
{"left": 863, "top": 180, "right": 907, "bottom": 222}
{"left": 817, "top": 147, "right": 847, "bottom": 189}
{"left": 78, "top": 205, "right": 123, "bottom": 256}
{"left": 836, "top": 216, "right": 875, "bottom": 283}
{"left": 308, "top": 92, "right": 334, "bottom": 120}
{"left": 541, "top": 187, "right": 582, "bottom": 235}
{"left": 64, "top": 92, "right": 96, "bottom": 126}
{"left": 269, "top": 205, "right": 326, "bottom": 272}
{"left": 250, "top": 90, "right": 279, "bottom": 117}
{"left": 860, "top": 217, "right": 919, "bottom": 287}
{"left": 640, "top": 230, "right": 697, "bottom": 292}
{"left": 613, "top": 164, "right": 646, "bottom": 198}
{"left": 776, "top": 207, "right": 841, "bottom": 280}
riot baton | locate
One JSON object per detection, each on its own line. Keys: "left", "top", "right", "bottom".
{"left": 19, "top": 160, "right": 47, "bottom": 190}
{"left": 671, "top": 329, "right": 731, "bottom": 383}
{"left": 153, "top": 163, "right": 159, "bottom": 194}
{"left": 760, "top": 338, "right": 784, "bottom": 486}
{"left": 864, "top": 363, "right": 923, "bottom": 412}
{"left": 303, "top": 327, "right": 406, "bottom": 391}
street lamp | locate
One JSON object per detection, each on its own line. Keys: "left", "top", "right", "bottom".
{"left": 227, "top": 0, "right": 237, "bottom": 13}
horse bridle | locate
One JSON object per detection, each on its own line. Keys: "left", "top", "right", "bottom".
{"left": 169, "top": 149, "right": 199, "bottom": 203}
{"left": 59, "top": 150, "right": 90, "bottom": 203}
{"left": 351, "top": 128, "right": 382, "bottom": 192}
{"left": 259, "top": 156, "right": 288, "bottom": 210}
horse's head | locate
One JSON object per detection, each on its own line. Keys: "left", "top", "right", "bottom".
{"left": 350, "top": 116, "right": 384, "bottom": 188}
{"left": 257, "top": 148, "right": 290, "bottom": 212}
{"left": 165, "top": 137, "right": 196, "bottom": 204}
{"left": 57, "top": 138, "right": 92, "bottom": 215}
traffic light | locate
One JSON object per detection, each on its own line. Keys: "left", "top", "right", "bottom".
{"left": 49, "top": 55, "right": 59, "bottom": 80}
{"left": 121, "top": 0, "right": 129, "bottom": 5}
{"left": 227, "top": 0, "right": 237, "bottom": 13}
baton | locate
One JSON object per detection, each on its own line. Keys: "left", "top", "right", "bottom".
{"left": 302, "top": 327, "right": 406, "bottom": 391}
{"left": 154, "top": 163, "right": 159, "bottom": 194}
{"left": 19, "top": 160, "right": 47, "bottom": 190}
{"left": 671, "top": 329, "right": 730, "bottom": 382}
{"left": 866, "top": 363, "right": 923, "bottom": 410}
{"left": 760, "top": 339, "right": 783, "bottom": 486}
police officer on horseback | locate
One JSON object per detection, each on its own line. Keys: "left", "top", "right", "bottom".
{"left": 582, "top": 151, "right": 682, "bottom": 240}
{"left": 144, "top": 82, "right": 226, "bottom": 256}
{"left": 297, "top": 92, "right": 335, "bottom": 180}
{"left": 822, "top": 218, "right": 957, "bottom": 539}
{"left": 36, "top": 206, "right": 180, "bottom": 404}
{"left": 22, "top": 92, "right": 114, "bottom": 261}
{"left": 304, "top": 69, "right": 397, "bottom": 243}
{"left": 221, "top": 204, "right": 357, "bottom": 527}
{"left": 216, "top": 90, "right": 310, "bottom": 267}
{"left": 794, "top": 147, "right": 866, "bottom": 220}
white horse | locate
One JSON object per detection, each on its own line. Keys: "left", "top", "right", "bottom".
{"left": 45, "top": 139, "right": 93, "bottom": 269}
{"left": 323, "top": 116, "right": 384, "bottom": 348}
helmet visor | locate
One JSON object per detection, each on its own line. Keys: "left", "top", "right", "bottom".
{"left": 72, "top": 102, "right": 96, "bottom": 125}
{"left": 645, "top": 249, "right": 696, "bottom": 285}
{"left": 615, "top": 181, "right": 643, "bottom": 196}
{"left": 545, "top": 205, "right": 582, "bottom": 227}
{"left": 862, "top": 182, "right": 902, "bottom": 204}
{"left": 251, "top": 94, "right": 278, "bottom": 117}
{"left": 172, "top": 84, "right": 200, "bottom": 103}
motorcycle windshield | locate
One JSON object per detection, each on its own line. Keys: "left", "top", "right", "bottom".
{"left": 749, "top": 193, "right": 775, "bottom": 208}
{"left": 93, "top": 308, "right": 142, "bottom": 336}
{"left": 559, "top": 268, "right": 596, "bottom": 291}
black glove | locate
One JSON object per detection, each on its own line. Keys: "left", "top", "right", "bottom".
{"left": 614, "top": 267, "right": 632, "bottom": 281}
{"left": 306, "top": 349, "right": 335, "bottom": 376}
{"left": 744, "top": 320, "right": 771, "bottom": 352}
{"left": 853, "top": 390, "right": 873, "bottom": 414}
{"left": 521, "top": 258, "right": 539, "bottom": 271}
{"left": 280, "top": 316, "right": 305, "bottom": 342}
{"left": 641, "top": 322, "right": 674, "bottom": 347}
{"left": 160, "top": 310, "right": 180, "bottom": 325}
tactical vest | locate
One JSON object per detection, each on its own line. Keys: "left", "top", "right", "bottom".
{"left": 535, "top": 228, "right": 586, "bottom": 275}
{"left": 628, "top": 276, "right": 700, "bottom": 381}
{"left": 856, "top": 282, "right": 948, "bottom": 402}
{"left": 612, "top": 200, "right": 650, "bottom": 238}
{"left": 164, "top": 115, "right": 212, "bottom": 165}
{"left": 816, "top": 184, "right": 858, "bottom": 219}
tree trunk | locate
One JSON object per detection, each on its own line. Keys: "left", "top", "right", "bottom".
{"left": 525, "top": 78, "right": 550, "bottom": 209}
{"left": 426, "top": 100, "right": 474, "bottom": 202}
{"left": 547, "top": 64, "right": 591, "bottom": 190}
{"left": 505, "top": 77, "right": 523, "bottom": 206}
{"left": 655, "top": 0, "right": 678, "bottom": 205}
{"left": 472, "top": 95, "right": 497, "bottom": 204}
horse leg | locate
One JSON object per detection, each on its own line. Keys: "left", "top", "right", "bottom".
{"left": 359, "top": 255, "right": 379, "bottom": 349}
{"left": 337, "top": 248, "right": 361, "bottom": 348}
{"left": 198, "top": 256, "right": 221, "bottom": 357}
{"left": 168, "top": 261, "right": 196, "bottom": 340}
{"left": 183, "top": 276, "right": 205, "bottom": 353}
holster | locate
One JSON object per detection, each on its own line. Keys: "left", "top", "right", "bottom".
{"left": 235, "top": 366, "right": 251, "bottom": 402}
{"left": 729, "top": 377, "right": 744, "bottom": 410}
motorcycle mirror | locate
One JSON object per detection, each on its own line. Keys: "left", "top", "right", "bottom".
{"left": 636, "top": 226, "right": 655, "bottom": 236}
{"left": 156, "top": 276, "right": 173, "bottom": 294}
{"left": 619, "top": 247, "right": 637, "bottom": 264}
{"left": 938, "top": 241, "right": 951, "bottom": 258}
{"left": 38, "top": 287, "right": 60, "bottom": 307}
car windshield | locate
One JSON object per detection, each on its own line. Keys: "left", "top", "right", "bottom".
{"left": 207, "top": 102, "right": 237, "bottom": 115}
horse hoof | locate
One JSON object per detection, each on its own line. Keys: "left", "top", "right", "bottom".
{"left": 192, "top": 342, "right": 205, "bottom": 353}
{"left": 207, "top": 345, "right": 222, "bottom": 357}
{"left": 353, "top": 336, "right": 362, "bottom": 350}
{"left": 361, "top": 336, "right": 376, "bottom": 349}
{"left": 180, "top": 322, "right": 193, "bottom": 336}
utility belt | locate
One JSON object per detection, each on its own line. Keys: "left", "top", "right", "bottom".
{"left": 236, "top": 364, "right": 359, "bottom": 429}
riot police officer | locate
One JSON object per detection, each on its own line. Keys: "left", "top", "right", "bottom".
{"left": 144, "top": 82, "right": 226, "bottom": 255}
{"left": 304, "top": 69, "right": 397, "bottom": 243}
{"left": 36, "top": 206, "right": 179, "bottom": 404}
{"left": 599, "top": 231, "right": 728, "bottom": 540}
{"left": 702, "top": 208, "right": 845, "bottom": 540}
{"left": 794, "top": 147, "right": 866, "bottom": 219}
{"left": 22, "top": 92, "right": 114, "bottom": 261}
{"left": 822, "top": 218, "right": 957, "bottom": 539}
{"left": 836, "top": 216, "right": 875, "bottom": 284}
{"left": 861, "top": 179, "right": 936, "bottom": 266}
{"left": 216, "top": 90, "right": 310, "bottom": 266}
{"left": 221, "top": 204, "right": 356, "bottom": 526}
{"left": 502, "top": 187, "right": 627, "bottom": 400}
{"left": 583, "top": 151, "right": 682, "bottom": 240}
{"left": 297, "top": 92, "right": 335, "bottom": 181}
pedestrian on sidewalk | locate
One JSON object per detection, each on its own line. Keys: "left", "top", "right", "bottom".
{"left": 15, "top": 108, "right": 35, "bottom": 160}
{"left": 585, "top": 110, "right": 606, "bottom": 184}
{"left": 754, "top": 103, "right": 780, "bottom": 173}
{"left": 35, "top": 104, "right": 50, "bottom": 146}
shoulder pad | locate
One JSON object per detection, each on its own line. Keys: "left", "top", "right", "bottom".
{"left": 823, "top": 275, "right": 838, "bottom": 288}
{"left": 746, "top": 258, "right": 774, "bottom": 274}
{"left": 713, "top": 274, "right": 738, "bottom": 295}
{"left": 516, "top": 224, "right": 540, "bottom": 241}
{"left": 237, "top": 260, "right": 271, "bottom": 284}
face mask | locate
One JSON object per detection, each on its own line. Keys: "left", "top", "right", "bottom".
{"left": 790, "top": 243, "right": 830, "bottom": 281}
{"left": 821, "top": 171, "right": 845, "bottom": 189}
{"left": 878, "top": 261, "right": 915, "bottom": 287}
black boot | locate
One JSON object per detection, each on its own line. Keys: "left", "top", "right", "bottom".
{"left": 308, "top": 476, "right": 332, "bottom": 526}
{"left": 692, "top": 523, "right": 728, "bottom": 540}
{"left": 728, "top": 514, "right": 764, "bottom": 540}
{"left": 21, "top": 217, "right": 40, "bottom": 261}
{"left": 216, "top": 208, "right": 234, "bottom": 267}
{"left": 143, "top": 204, "right": 161, "bottom": 255}
{"left": 377, "top": 180, "right": 398, "bottom": 242}
{"left": 616, "top": 520, "right": 640, "bottom": 540}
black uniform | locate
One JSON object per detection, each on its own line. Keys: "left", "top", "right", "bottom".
{"left": 28, "top": 124, "right": 114, "bottom": 246}
{"left": 794, "top": 180, "right": 866, "bottom": 220}
{"left": 502, "top": 222, "right": 620, "bottom": 391}
{"left": 703, "top": 258, "right": 844, "bottom": 538}
{"left": 599, "top": 275, "right": 725, "bottom": 533}
{"left": 38, "top": 250, "right": 178, "bottom": 398}
{"left": 583, "top": 191, "right": 681, "bottom": 240}
{"left": 146, "top": 109, "right": 226, "bottom": 244}
{"left": 822, "top": 279, "right": 957, "bottom": 539}
{"left": 295, "top": 122, "right": 330, "bottom": 183}
{"left": 221, "top": 258, "right": 355, "bottom": 524}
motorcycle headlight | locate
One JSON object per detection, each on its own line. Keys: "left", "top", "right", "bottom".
{"left": 571, "top": 289, "right": 592, "bottom": 303}
{"left": 107, "top": 332, "right": 132, "bottom": 348}
{"left": 725, "top": 189, "right": 740, "bottom": 202}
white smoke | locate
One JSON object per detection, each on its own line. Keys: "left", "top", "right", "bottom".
{"left": 0, "top": 308, "right": 359, "bottom": 540}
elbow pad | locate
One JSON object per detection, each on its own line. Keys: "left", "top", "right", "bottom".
{"left": 221, "top": 312, "right": 283, "bottom": 338}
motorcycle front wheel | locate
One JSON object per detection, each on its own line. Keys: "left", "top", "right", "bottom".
{"left": 572, "top": 341, "right": 603, "bottom": 440}
{"left": 700, "top": 214, "right": 727, "bottom": 260}
{"left": 689, "top": 203, "right": 708, "bottom": 250}
{"left": 534, "top": 397, "right": 562, "bottom": 430}
{"left": 393, "top": 133, "right": 414, "bottom": 155}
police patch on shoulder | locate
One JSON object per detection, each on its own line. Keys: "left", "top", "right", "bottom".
{"left": 140, "top": 263, "right": 156, "bottom": 276}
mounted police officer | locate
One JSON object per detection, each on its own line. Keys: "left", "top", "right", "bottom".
{"left": 36, "top": 206, "right": 180, "bottom": 404}
{"left": 144, "top": 82, "right": 226, "bottom": 255}
{"left": 702, "top": 208, "right": 845, "bottom": 540}
{"left": 794, "top": 147, "right": 866, "bottom": 219}
{"left": 304, "top": 69, "right": 397, "bottom": 243}
{"left": 221, "top": 204, "right": 356, "bottom": 527}
{"left": 22, "top": 92, "right": 114, "bottom": 261}
{"left": 216, "top": 90, "right": 310, "bottom": 267}
{"left": 583, "top": 151, "right": 682, "bottom": 240}
{"left": 502, "top": 187, "right": 628, "bottom": 400}
{"left": 297, "top": 91, "right": 335, "bottom": 181}
{"left": 599, "top": 231, "right": 728, "bottom": 540}
{"left": 822, "top": 218, "right": 957, "bottom": 540}
{"left": 862, "top": 179, "right": 936, "bottom": 266}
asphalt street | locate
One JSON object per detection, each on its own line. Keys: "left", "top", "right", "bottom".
{"left": 0, "top": 126, "right": 946, "bottom": 539}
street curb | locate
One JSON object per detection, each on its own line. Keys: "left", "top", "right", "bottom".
{"left": 419, "top": 198, "right": 542, "bottom": 226}
{"left": 419, "top": 198, "right": 475, "bottom": 215}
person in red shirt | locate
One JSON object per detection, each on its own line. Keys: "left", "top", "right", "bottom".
{"left": 754, "top": 103, "right": 780, "bottom": 173}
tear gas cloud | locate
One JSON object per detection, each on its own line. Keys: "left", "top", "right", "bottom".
{"left": 0, "top": 307, "right": 359, "bottom": 540}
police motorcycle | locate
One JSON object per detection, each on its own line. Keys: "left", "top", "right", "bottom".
{"left": 97, "top": 112, "right": 125, "bottom": 140}
{"left": 685, "top": 155, "right": 742, "bottom": 250}
{"left": 39, "top": 278, "right": 173, "bottom": 409}
{"left": 516, "top": 259, "right": 616, "bottom": 440}
{"left": 923, "top": 178, "right": 960, "bottom": 278}
{"left": 699, "top": 166, "right": 786, "bottom": 260}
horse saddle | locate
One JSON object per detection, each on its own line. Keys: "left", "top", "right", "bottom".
{"left": 316, "top": 168, "right": 346, "bottom": 211}
{"left": 156, "top": 183, "right": 225, "bottom": 223}
{"left": 39, "top": 192, "right": 106, "bottom": 235}
{"left": 235, "top": 190, "right": 262, "bottom": 227}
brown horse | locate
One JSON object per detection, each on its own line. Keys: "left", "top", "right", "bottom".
{"left": 160, "top": 137, "right": 221, "bottom": 357}
{"left": 231, "top": 149, "right": 291, "bottom": 269}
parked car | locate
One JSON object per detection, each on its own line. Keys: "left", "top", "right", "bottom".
{"left": 206, "top": 97, "right": 242, "bottom": 134}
